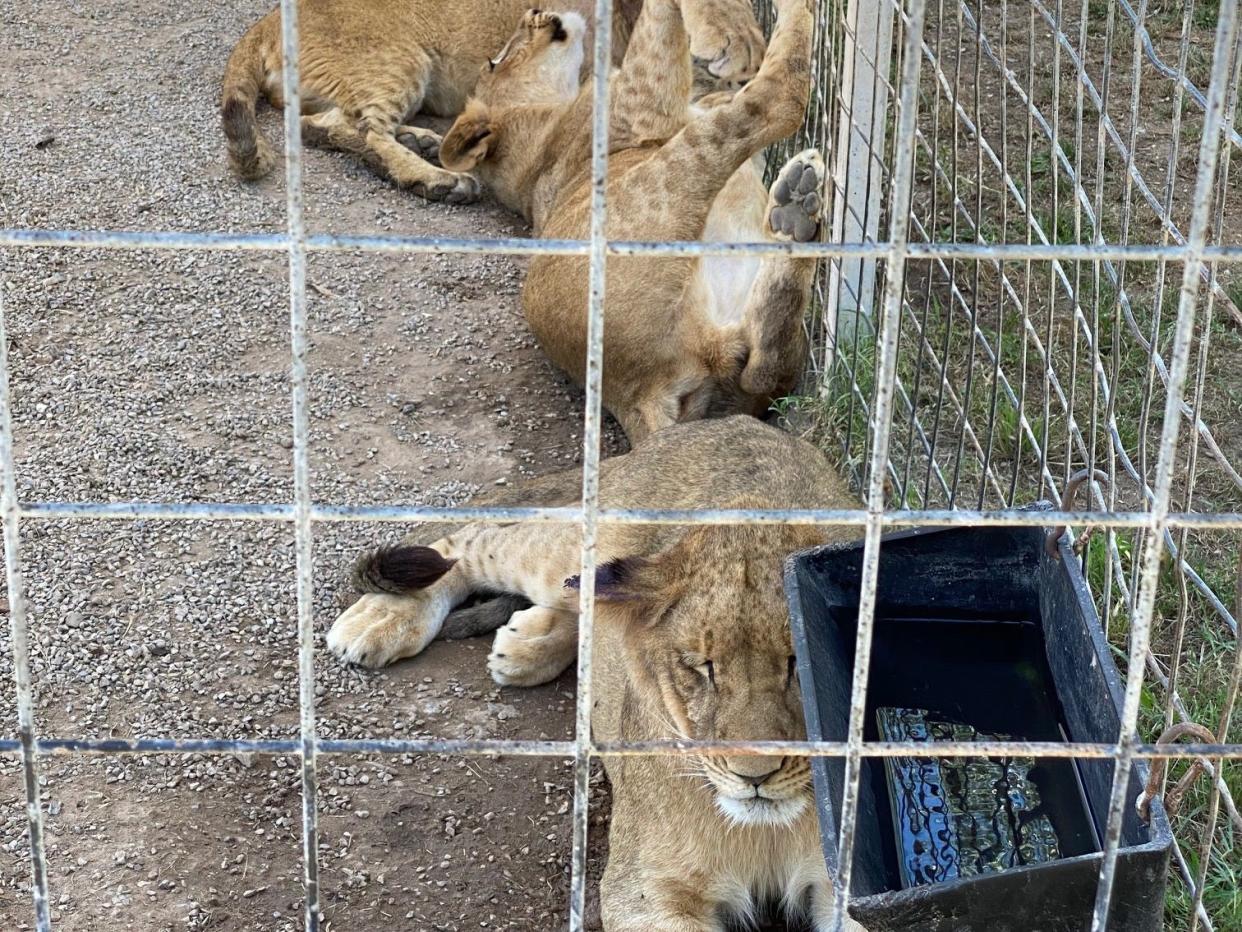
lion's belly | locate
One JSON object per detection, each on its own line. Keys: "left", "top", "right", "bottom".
{"left": 695, "top": 157, "right": 769, "bottom": 329}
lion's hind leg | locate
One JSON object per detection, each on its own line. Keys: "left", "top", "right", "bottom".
{"left": 358, "top": 97, "right": 481, "bottom": 203}
{"left": 738, "top": 148, "right": 824, "bottom": 398}
{"left": 301, "top": 107, "right": 368, "bottom": 155}
{"left": 767, "top": 148, "right": 824, "bottom": 244}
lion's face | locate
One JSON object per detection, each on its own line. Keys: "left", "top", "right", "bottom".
{"left": 659, "top": 570, "right": 812, "bottom": 827}
{"left": 474, "top": 9, "right": 586, "bottom": 108}
{"left": 441, "top": 8, "right": 586, "bottom": 172}
{"left": 590, "top": 524, "right": 818, "bottom": 828}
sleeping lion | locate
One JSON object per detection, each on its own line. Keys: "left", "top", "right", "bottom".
{"left": 328, "top": 416, "right": 866, "bottom": 931}
{"left": 435, "top": 0, "right": 823, "bottom": 441}
{"left": 219, "top": 0, "right": 765, "bottom": 201}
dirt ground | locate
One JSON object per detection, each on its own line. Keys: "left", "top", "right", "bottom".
{"left": 5, "top": 0, "right": 1239, "bottom": 929}
{"left": 0, "top": 0, "right": 628, "bottom": 928}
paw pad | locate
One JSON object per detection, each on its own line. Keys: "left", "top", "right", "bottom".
{"left": 769, "top": 150, "right": 824, "bottom": 244}
{"left": 397, "top": 131, "right": 441, "bottom": 163}
{"left": 408, "top": 173, "right": 481, "bottom": 204}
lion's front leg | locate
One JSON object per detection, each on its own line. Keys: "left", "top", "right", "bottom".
{"left": 809, "top": 877, "right": 870, "bottom": 932}
{"left": 327, "top": 522, "right": 580, "bottom": 668}
{"left": 601, "top": 831, "right": 725, "bottom": 932}
{"left": 601, "top": 869, "right": 723, "bottom": 932}
{"left": 327, "top": 543, "right": 469, "bottom": 667}
{"left": 681, "top": 0, "right": 766, "bottom": 82}
{"left": 488, "top": 605, "right": 578, "bottom": 687}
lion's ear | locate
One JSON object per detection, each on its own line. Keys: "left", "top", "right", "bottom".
{"left": 562, "top": 543, "right": 693, "bottom": 623}
{"left": 563, "top": 557, "right": 651, "bottom": 603}
{"left": 441, "top": 104, "right": 496, "bottom": 171}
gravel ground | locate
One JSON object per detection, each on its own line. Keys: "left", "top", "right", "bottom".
{"left": 0, "top": 0, "right": 625, "bottom": 928}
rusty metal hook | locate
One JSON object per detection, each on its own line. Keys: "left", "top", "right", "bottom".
{"left": 1045, "top": 468, "right": 1110, "bottom": 557}
{"left": 1135, "top": 722, "right": 1218, "bottom": 822}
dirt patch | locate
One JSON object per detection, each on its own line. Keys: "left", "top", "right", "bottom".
{"left": 0, "top": 0, "right": 624, "bottom": 927}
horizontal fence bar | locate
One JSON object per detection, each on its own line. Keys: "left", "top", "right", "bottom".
{"left": 18, "top": 500, "right": 575, "bottom": 524}
{"left": 596, "top": 740, "right": 1242, "bottom": 759}
{"left": 16, "top": 499, "right": 1242, "bottom": 530}
{"left": 0, "top": 737, "right": 576, "bottom": 757}
{"left": 12, "top": 226, "right": 1242, "bottom": 262}
{"left": 2, "top": 736, "right": 1239, "bottom": 759}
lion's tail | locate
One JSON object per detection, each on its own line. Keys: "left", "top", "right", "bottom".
{"left": 352, "top": 546, "right": 456, "bottom": 594}
{"left": 351, "top": 546, "right": 528, "bottom": 640}
{"left": 221, "top": 21, "right": 278, "bottom": 180}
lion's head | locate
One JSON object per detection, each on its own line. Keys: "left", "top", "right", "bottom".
{"left": 441, "top": 8, "right": 586, "bottom": 172}
{"left": 482, "top": 8, "right": 586, "bottom": 101}
{"left": 580, "top": 521, "right": 823, "bottom": 828}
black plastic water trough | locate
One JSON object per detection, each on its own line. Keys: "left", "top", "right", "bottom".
{"left": 784, "top": 510, "right": 1173, "bottom": 931}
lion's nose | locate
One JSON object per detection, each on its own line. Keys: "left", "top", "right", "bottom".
{"left": 727, "top": 756, "right": 785, "bottom": 786}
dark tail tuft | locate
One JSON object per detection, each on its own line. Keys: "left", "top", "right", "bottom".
{"left": 221, "top": 27, "right": 277, "bottom": 180}
{"left": 352, "top": 546, "right": 457, "bottom": 594}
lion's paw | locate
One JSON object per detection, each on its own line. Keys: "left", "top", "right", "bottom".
{"left": 410, "top": 170, "right": 481, "bottom": 205}
{"left": 487, "top": 607, "right": 578, "bottom": 688}
{"left": 768, "top": 148, "right": 823, "bottom": 243}
{"left": 396, "top": 126, "right": 443, "bottom": 165}
{"left": 684, "top": 0, "right": 767, "bottom": 82}
{"left": 326, "top": 592, "right": 442, "bottom": 668}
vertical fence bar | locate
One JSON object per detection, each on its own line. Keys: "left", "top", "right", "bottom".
{"left": 568, "top": 0, "right": 613, "bottom": 927}
{"left": 1190, "top": 559, "right": 1242, "bottom": 929}
{"left": 829, "top": 0, "right": 928, "bottom": 926}
{"left": 1188, "top": 35, "right": 1242, "bottom": 928}
{"left": 827, "top": 0, "right": 894, "bottom": 358}
{"left": 1132, "top": 0, "right": 1195, "bottom": 596}
{"left": 1089, "top": 0, "right": 1242, "bottom": 927}
{"left": 1105, "top": 0, "right": 1152, "bottom": 643}
{"left": 0, "top": 274, "right": 51, "bottom": 930}
{"left": 275, "top": 0, "right": 322, "bottom": 927}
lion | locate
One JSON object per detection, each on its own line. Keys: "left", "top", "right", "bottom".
{"left": 326, "top": 416, "right": 867, "bottom": 930}
{"left": 219, "top": 0, "right": 766, "bottom": 202}
{"left": 435, "top": 0, "right": 823, "bottom": 442}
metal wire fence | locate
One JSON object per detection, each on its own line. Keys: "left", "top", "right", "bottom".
{"left": 782, "top": 0, "right": 1242, "bottom": 925}
{"left": 0, "top": 0, "right": 1239, "bottom": 930}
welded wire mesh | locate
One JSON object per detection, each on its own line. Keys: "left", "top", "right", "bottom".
{"left": 0, "top": 0, "right": 1240, "bottom": 931}
{"left": 787, "top": 0, "right": 1242, "bottom": 925}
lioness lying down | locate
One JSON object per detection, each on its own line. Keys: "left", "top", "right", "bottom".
{"left": 328, "top": 417, "right": 866, "bottom": 930}
{"left": 437, "top": 0, "right": 822, "bottom": 443}
{"left": 219, "top": 0, "right": 765, "bottom": 201}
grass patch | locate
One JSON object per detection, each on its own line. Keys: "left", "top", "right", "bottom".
{"left": 785, "top": 3, "right": 1241, "bottom": 920}
{"left": 791, "top": 262, "right": 1240, "bottom": 925}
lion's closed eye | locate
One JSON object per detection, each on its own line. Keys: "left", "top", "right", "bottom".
{"left": 697, "top": 658, "right": 716, "bottom": 686}
{"left": 679, "top": 646, "right": 716, "bottom": 684}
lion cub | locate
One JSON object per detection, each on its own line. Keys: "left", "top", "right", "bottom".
{"left": 438, "top": 0, "right": 823, "bottom": 442}
{"left": 327, "top": 416, "right": 867, "bottom": 930}
{"left": 219, "top": 0, "right": 765, "bottom": 201}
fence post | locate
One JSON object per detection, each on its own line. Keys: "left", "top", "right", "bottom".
{"left": 827, "top": 0, "right": 894, "bottom": 365}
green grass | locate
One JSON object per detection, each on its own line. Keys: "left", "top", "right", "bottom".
{"left": 1156, "top": 601, "right": 1241, "bottom": 927}
{"left": 1194, "top": 0, "right": 1221, "bottom": 33}
{"left": 780, "top": 5, "right": 1242, "bottom": 919}
{"left": 786, "top": 258, "right": 1241, "bottom": 925}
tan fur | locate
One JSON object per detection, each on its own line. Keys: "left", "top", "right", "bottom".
{"left": 218, "top": 0, "right": 762, "bottom": 201}
{"left": 327, "top": 417, "right": 867, "bottom": 931}
{"left": 439, "top": 0, "right": 820, "bottom": 442}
